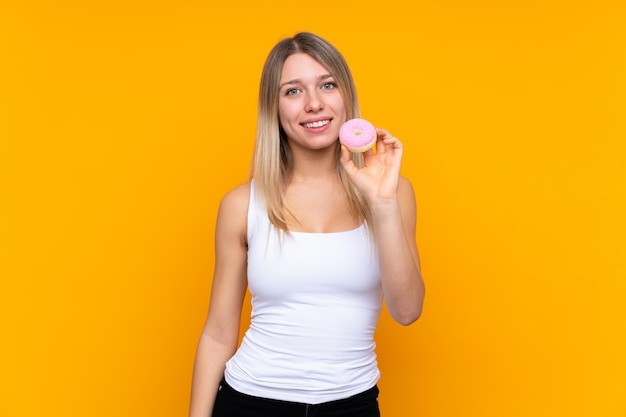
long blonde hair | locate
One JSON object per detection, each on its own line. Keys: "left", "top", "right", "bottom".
{"left": 250, "top": 32, "right": 371, "bottom": 232}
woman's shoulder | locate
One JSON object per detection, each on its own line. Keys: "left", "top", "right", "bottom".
{"left": 398, "top": 175, "right": 415, "bottom": 196}
{"left": 221, "top": 181, "right": 251, "bottom": 205}
{"left": 217, "top": 181, "right": 251, "bottom": 228}
{"left": 398, "top": 175, "right": 417, "bottom": 215}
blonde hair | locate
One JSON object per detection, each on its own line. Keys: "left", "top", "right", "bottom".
{"left": 250, "top": 32, "right": 371, "bottom": 232}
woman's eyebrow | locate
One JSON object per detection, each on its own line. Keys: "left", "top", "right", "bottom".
{"left": 279, "top": 74, "right": 333, "bottom": 90}
{"left": 279, "top": 79, "right": 300, "bottom": 90}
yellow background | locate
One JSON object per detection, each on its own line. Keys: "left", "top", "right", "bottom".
{"left": 2, "top": 1, "right": 625, "bottom": 416}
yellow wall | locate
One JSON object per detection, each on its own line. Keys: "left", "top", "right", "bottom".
{"left": 2, "top": 1, "right": 625, "bottom": 416}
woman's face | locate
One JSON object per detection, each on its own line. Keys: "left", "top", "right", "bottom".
{"left": 277, "top": 53, "right": 347, "bottom": 152}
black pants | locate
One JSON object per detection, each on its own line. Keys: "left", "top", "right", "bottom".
{"left": 212, "top": 379, "right": 381, "bottom": 417}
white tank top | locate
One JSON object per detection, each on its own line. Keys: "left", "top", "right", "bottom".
{"left": 224, "top": 181, "right": 383, "bottom": 404}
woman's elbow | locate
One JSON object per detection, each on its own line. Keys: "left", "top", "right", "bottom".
{"left": 391, "top": 302, "right": 423, "bottom": 326}
{"left": 389, "top": 286, "right": 424, "bottom": 326}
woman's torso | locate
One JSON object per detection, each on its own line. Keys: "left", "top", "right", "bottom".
{"left": 224, "top": 180, "right": 382, "bottom": 404}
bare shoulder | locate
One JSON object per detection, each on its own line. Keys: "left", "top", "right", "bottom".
{"left": 398, "top": 176, "right": 416, "bottom": 203}
{"left": 216, "top": 182, "right": 251, "bottom": 242}
{"left": 220, "top": 182, "right": 251, "bottom": 212}
{"left": 398, "top": 176, "right": 418, "bottom": 226}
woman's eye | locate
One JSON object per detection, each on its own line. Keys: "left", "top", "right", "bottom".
{"left": 285, "top": 88, "right": 299, "bottom": 96}
{"left": 322, "top": 82, "right": 336, "bottom": 90}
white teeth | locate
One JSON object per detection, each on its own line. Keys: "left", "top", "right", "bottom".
{"left": 303, "top": 120, "right": 330, "bottom": 128}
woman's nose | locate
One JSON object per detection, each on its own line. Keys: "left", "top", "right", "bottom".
{"left": 304, "top": 91, "right": 324, "bottom": 112}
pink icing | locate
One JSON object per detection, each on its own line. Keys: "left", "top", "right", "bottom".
{"left": 339, "top": 118, "right": 376, "bottom": 148}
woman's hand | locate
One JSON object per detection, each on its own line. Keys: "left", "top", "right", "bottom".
{"left": 341, "top": 128, "right": 424, "bottom": 325}
{"left": 340, "top": 128, "right": 404, "bottom": 205}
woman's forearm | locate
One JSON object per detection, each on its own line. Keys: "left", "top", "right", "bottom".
{"left": 370, "top": 180, "right": 425, "bottom": 325}
{"left": 189, "top": 334, "right": 236, "bottom": 417}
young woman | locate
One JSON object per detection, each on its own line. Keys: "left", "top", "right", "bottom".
{"left": 189, "top": 32, "right": 425, "bottom": 417}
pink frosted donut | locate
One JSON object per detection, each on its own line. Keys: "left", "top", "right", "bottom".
{"left": 339, "top": 118, "right": 376, "bottom": 153}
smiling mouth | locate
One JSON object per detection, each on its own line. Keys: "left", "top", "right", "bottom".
{"left": 302, "top": 119, "right": 331, "bottom": 129}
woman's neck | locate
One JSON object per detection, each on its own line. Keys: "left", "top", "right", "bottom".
{"left": 288, "top": 145, "right": 339, "bottom": 182}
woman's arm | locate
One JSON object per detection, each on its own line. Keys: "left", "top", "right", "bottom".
{"left": 189, "top": 183, "right": 250, "bottom": 417}
{"left": 370, "top": 175, "right": 424, "bottom": 325}
{"left": 340, "top": 129, "right": 425, "bottom": 325}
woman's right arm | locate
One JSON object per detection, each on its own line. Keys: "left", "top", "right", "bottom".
{"left": 189, "top": 183, "right": 250, "bottom": 417}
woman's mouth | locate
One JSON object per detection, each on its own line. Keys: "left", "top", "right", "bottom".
{"left": 302, "top": 119, "right": 331, "bottom": 129}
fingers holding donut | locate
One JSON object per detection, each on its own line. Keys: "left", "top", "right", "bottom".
{"left": 374, "top": 128, "right": 403, "bottom": 154}
{"left": 338, "top": 118, "right": 403, "bottom": 162}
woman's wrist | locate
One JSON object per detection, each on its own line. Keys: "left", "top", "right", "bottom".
{"left": 368, "top": 198, "right": 401, "bottom": 218}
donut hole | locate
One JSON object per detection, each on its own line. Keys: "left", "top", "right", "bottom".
{"left": 353, "top": 129, "right": 362, "bottom": 136}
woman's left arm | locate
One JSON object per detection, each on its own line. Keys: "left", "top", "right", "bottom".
{"left": 340, "top": 128, "right": 425, "bottom": 325}
{"left": 371, "top": 175, "right": 424, "bottom": 325}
